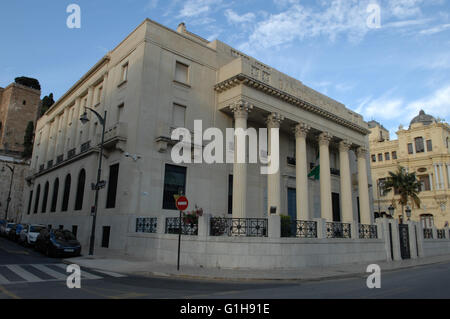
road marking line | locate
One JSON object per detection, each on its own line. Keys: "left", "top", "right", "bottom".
{"left": 32, "top": 264, "right": 67, "bottom": 280}
{"left": 93, "top": 270, "right": 127, "bottom": 278}
{"left": 0, "top": 273, "right": 10, "bottom": 285}
{"left": 0, "top": 285, "right": 20, "bottom": 299}
{"left": 53, "top": 263, "right": 102, "bottom": 280}
{"left": 5, "top": 265, "right": 43, "bottom": 282}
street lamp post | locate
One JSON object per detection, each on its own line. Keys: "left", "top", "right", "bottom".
{"left": 2, "top": 164, "right": 15, "bottom": 221}
{"left": 388, "top": 205, "right": 395, "bottom": 219}
{"left": 80, "top": 107, "right": 107, "bottom": 256}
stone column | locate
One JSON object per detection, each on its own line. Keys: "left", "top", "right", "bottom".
{"left": 86, "top": 86, "right": 94, "bottom": 142}
{"left": 230, "top": 100, "right": 253, "bottom": 219}
{"left": 434, "top": 164, "right": 440, "bottom": 190}
{"left": 72, "top": 98, "right": 82, "bottom": 150}
{"left": 357, "top": 147, "right": 371, "bottom": 225}
{"left": 294, "top": 123, "right": 311, "bottom": 220}
{"left": 447, "top": 164, "right": 450, "bottom": 190}
{"left": 267, "top": 113, "right": 284, "bottom": 216}
{"left": 319, "top": 132, "right": 333, "bottom": 221}
{"left": 339, "top": 140, "right": 353, "bottom": 223}
{"left": 439, "top": 163, "right": 447, "bottom": 190}
{"left": 429, "top": 174, "right": 433, "bottom": 191}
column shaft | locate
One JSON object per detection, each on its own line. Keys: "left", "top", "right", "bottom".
{"left": 267, "top": 113, "right": 283, "bottom": 216}
{"left": 319, "top": 132, "right": 333, "bottom": 221}
{"left": 357, "top": 147, "right": 371, "bottom": 225}
{"left": 339, "top": 140, "right": 353, "bottom": 223}
{"left": 230, "top": 101, "right": 253, "bottom": 219}
{"left": 295, "top": 123, "right": 310, "bottom": 220}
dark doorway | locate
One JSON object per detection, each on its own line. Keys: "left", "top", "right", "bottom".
{"left": 287, "top": 188, "right": 296, "bottom": 221}
{"left": 102, "top": 226, "right": 111, "bottom": 248}
{"left": 332, "top": 193, "right": 341, "bottom": 222}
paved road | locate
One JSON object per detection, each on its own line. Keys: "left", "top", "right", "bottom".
{"left": 1, "top": 237, "right": 449, "bottom": 299}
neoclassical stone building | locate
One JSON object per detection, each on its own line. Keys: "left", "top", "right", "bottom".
{"left": 369, "top": 111, "right": 450, "bottom": 228}
{"left": 22, "top": 19, "right": 374, "bottom": 253}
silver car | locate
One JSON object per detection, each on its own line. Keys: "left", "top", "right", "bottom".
{"left": 19, "top": 224, "right": 46, "bottom": 246}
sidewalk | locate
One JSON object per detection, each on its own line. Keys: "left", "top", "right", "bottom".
{"left": 63, "top": 254, "right": 450, "bottom": 282}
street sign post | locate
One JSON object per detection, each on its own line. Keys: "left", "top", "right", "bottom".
{"left": 175, "top": 196, "right": 188, "bottom": 271}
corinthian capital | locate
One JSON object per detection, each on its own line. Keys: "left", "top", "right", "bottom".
{"left": 356, "top": 146, "right": 368, "bottom": 158}
{"left": 266, "top": 113, "right": 284, "bottom": 128}
{"left": 294, "top": 122, "right": 311, "bottom": 139}
{"left": 318, "top": 132, "right": 333, "bottom": 146}
{"left": 230, "top": 100, "right": 253, "bottom": 119}
{"left": 339, "top": 139, "right": 352, "bottom": 152}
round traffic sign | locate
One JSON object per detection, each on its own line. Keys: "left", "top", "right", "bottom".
{"left": 176, "top": 196, "right": 189, "bottom": 211}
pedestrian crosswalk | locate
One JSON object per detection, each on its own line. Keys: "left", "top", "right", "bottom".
{"left": 0, "top": 263, "right": 125, "bottom": 285}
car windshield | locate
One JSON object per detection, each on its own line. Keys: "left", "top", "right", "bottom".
{"left": 54, "top": 230, "right": 76, "bottom": 241}
{"left": 30, "top": 226, "right": 45, "bottom": 233}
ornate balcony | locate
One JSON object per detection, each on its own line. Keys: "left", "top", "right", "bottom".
{"left": 56, "top": 154, "right": 64, "bottom": 164}
{"left": 67, "top": 148, "right": 76, "bottom": 159}
{"left": 103, "top": 122, "right": 127, "bottom": 151}
{"left": 80, "top": 141, "right": 91, "bottom": 153}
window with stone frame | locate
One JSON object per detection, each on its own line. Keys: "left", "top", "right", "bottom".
{"left": 371, "top": 154, "right": 376, "bottom": 163}
{"left": 175, "top": 61, "right": 189, "bottom": 84}
{"left": 426, "top": 139, "right": 433, "bottom": 152}
{"left": 415, "top": 137, "right": 425, "bottom": 153}
{"left": 392, "top": 151, "right": 397, "bottom": 160}
{"left": 407, "top": 143, "right": 414, "bottom": 154}
{"left": 385, "top": 152, "right": 390, "bottom": 161}
{"left": 378, "top": 153, "right": 383, "bottom": 162}
{"left": 418, "top": 175, "right": 431, "bottom": 191}
{"left": 162, "top": 164, "right": 187, "bottom": 210}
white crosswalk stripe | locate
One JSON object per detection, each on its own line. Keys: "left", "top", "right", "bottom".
{"left": 0, "top": 263, "right": 126, "bottom": 285}
{"left": 6, "top": 265, "right": 43, "bottom": 283}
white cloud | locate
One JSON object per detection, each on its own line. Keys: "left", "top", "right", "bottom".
{"left": 355, "top": 84, "right": 450, "bottom": 126}
{"left": 387, "top": 0, "right": 425, "bottom": 19}
{"left": 419, "top": 23, "right": 450, "bottom": 35}
{"left": 224, "top": 9, "right": 256, "bottom": 24}
{"left": 145, "top": 0, "right": 159, "bottom": 11}
{"left": 177, "top": 0, "right": 220, "bottom": 18}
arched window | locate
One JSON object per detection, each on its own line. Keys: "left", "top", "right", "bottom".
{"left": 42, "top": 182, "right": 49, "bottom": 213}
{"left": 51, "top": 178, "right": 59, "bottom": 212}
{"left": 62, "top": 174, "right": 71, "bottom": 212}
{"left": 33, "top": 184, "right": 41, "bottom": 214}
{"left": 75, "top": 169, "right": 86, "bottom": 211}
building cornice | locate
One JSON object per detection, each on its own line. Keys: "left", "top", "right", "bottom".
{"left": 214, "top": 74, "right": 370, "bottom": 135}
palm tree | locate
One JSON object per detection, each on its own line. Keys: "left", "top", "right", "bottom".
{"left": 381, "top": 166, "right": 422, "bottom": 223}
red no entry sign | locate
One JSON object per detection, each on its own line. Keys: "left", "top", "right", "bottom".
{"left": 176, "top": 196, "right": 189, "bottom": 211}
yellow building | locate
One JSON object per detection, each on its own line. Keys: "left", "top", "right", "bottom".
{"left": 369, "top": 110, "right": 450, "bottom": 228}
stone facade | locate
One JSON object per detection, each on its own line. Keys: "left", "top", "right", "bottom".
{"left": 0, "top": 82, "right": 41, "bottom": 155}
{"left": 369, "top": 112, "right": 450, "bottom": 228}
{"left": 22, "top": 19, "right": 374, "bottom": 254}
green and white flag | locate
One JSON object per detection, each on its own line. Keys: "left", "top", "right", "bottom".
{"left": 308, "top": 151, "right": 320, "bottom": 180}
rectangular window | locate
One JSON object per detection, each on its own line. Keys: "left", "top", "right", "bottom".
{"left": 415, "top": 137, "right": 424, "bottom": 153}
{"left": 106, "top": 164, "right": 120, "bottom": 209}
{"left": 163, "top": 164, "right": 187, "bottom": 210}
{"left": 228, "top": 175, "right": 233, "bottom": 215}
{"left": 426, "top": 140, "right": 433, "bottom": 152}
{"left": 117, "top": 103, "right": 124, "bottom": 123}
{"left": 102, "top": 226, "right": 111, "bottom": 248}
{"left": 72, "top": 225, "right": 78, "bottom": 238}
{"left": 378, "top": 154, "right": 383, "bottom": 162}
{"left": 407, "top": 143, "right": 414, "bottom": 154}
{"left": 175, "top": 61, "right": 189, "bottom": 84}
{"left": 371, "top": 155, "right": 376, "bottom": 163}
{"left": 392, "top": 151, "right": 397, "bottom": 160}
{"left": 419, "top": 175, "right": 431, "bottom": 191}
{"left": 172, "top": 103, "right": 186, "bottom": 128}
{"left": 121, "top": 63, "right": 128, "bottom": 83}
{"left": 385, "top": 152, "right": 390, "bottom": 161}
{"left": 96, "top": 86, "right": 103, "bottom": 105}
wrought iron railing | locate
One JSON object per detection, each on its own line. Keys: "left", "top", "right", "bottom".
{"left": 68, "top": 148, "right": 76, "bottom": 159}
{"left": 437, "top": 229, "right": 446, "bottom": 239}
{"left": 80, "top": 141, "right": 91, "bottom": 153}
{"left": 281, "top": 220, "right": 317, "bottom": 238}
{"left": 326, "top": 222, "right": 352, "bottom": 239}
{"left": 47, "top": 160, "right": 53, "bottom": 169}
{"left": 423, "top": 228, "right": 433, "bottom": 239}
{"left": 136, "top": 217, "right": 157, "bottom": 233}
{"left": 56, "top": 154, "right": 64, "bottom": 164}
{"left": 165, "top": 217, "right": 198, "bottom": 236}
{"left": 359, "top": 224, "right": 378, "bottom": 239}
{"left": 39, "top": 164, "right": 45, "bottom": 172}
{"left": 210, "top": 218, "right": 268, "bottom": 237}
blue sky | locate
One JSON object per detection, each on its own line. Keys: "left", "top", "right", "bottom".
{"left": 1, "top": 0, "right": 449, "bottom": 138}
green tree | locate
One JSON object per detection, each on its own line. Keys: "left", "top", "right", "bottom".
{"left": 22, "top": 121, "right": 34, "bottom": 159}
{"left": 40, "top": 93, "right": 55, "bottom": 116}
{"left": 381, "top": 166, "right": 422, "bottom": 222}
{"left": 14, "top": 77, "right": 41, "bottom": 91}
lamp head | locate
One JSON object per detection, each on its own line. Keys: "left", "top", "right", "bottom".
{"left": 80, "top": 111, "right": 90, "bottom": 125}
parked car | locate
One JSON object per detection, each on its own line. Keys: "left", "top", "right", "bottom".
{"left": 19, "top": 224, "right": 46, "bottom": 246}
{"left": 0, "top": 220, "right": 7, "bottom": 236}
{"left": 35, "top": 229, "right": 81, "bottom": 257}
{"left": 7, "top": 224, "right": 19, "bottom": 241}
